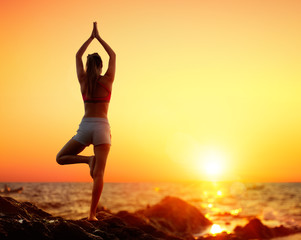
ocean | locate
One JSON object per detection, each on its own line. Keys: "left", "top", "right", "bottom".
{"left": 1, "top": 182, "right": 300, "bottom": 236}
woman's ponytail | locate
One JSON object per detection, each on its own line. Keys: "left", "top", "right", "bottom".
{"left": 86, "top": 53, "right": 103, "bottom": 98}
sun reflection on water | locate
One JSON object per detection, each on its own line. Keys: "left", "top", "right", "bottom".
{"left": 196, "top": 181, "right": 247, "bottom": 236}
{"left": 210, "top": 224, "right": 223, "bottom": 234}
{"left": 230, "top": 208, "right": 242, "bottom": 216}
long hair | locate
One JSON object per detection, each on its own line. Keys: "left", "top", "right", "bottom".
{"left": 86, "top": 53, "right": 103, "bottom": 98}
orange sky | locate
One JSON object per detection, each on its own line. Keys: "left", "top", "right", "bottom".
{"left": 0, "top": 0, "right": 300, "bottom": 182}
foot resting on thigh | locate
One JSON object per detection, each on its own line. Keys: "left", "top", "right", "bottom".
{"left": 89, "top": 156, "right": 96, "bottom": 178}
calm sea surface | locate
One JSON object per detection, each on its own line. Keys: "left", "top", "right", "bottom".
{"left": 1, "top": 182, "right": 300, "bottom": 235}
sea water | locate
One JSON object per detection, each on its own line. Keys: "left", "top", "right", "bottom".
{"left": 1, "top": 182, "right": 300, "bottom": 235}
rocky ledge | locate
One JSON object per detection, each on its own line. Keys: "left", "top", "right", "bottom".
{"left": 0, "top": 195, "right": 300, "bottom": 240}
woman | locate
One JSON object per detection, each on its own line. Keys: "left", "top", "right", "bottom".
{"left": 56, "top": 22, "right": 116, "bottom": 221}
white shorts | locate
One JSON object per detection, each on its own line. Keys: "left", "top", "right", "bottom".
{"left": 72, "top": 118, "right": 111, "bottom": 146}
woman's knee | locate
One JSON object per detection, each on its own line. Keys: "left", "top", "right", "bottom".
{"left": 56, "top": 152, "right": 64, "bottom": 165}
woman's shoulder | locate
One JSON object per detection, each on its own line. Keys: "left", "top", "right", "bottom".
{"left": 97, "top": 75, "right": 113, "bottom": 90}
{"left": 99, "top": 73, "right": 114, "bottom": 85}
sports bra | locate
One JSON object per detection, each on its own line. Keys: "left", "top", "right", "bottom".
{"left": 82, "top": 81, "right": 111, "bottom": 103}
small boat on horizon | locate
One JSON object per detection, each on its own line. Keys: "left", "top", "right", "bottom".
{"left": 0, "top": 185, "right": 23, "bottom": 194}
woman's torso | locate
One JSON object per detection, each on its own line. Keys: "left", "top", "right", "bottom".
{"left": 80, "top": 75, "right": 112, "bottom": 119}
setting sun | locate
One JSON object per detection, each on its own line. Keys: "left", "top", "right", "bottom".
{"left": 205, "top": 161, "right": 222, "bottom": 176}
{"left": 199, "top": 148, "right": 228, "bottom": 180}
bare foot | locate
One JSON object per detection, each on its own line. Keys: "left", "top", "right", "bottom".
{"left": 89, "top": 156, "right": 96, "bottom": 178}
{"left": 87, "top": 216, "right": 98, "bottom": 221}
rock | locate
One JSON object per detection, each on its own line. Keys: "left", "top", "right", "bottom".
{"left": 196, "top": 218, "right": 301, "bottom": 240}
{"left": 116, "top": 211, "right": 182, "bottom": 240}
{"left": 139, "top": 196, "right": 212, "bottom": 238}
{"left": 234, "top": 218, "right": 301, "bottom": 240}
{"left": 1, "top": 195, "right": 300, "bottom": 240}
{"left": 234, "top": 218, "right": 272, "bottom": 239}
{"left": 273, "top": 225, "right": 295, "bottom": 237}
{"left": 0, "top": 196, "right": 51, "bottom": 219}
{"left": 0, "top": 196, "right": 184, "bottom": 240}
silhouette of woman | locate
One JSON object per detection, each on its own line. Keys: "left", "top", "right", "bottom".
{"left": 56, "top": 22, "right": 116, "bottom": 221}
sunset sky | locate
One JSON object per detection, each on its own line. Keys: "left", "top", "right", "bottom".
{"left": 0, "top": 0, "right": 300, "bottom": 182}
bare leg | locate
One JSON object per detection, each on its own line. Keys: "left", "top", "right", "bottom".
{"left": 88, "top": 144, "right": 110, "bottom": 221}
{"left": 56, "top": 139, "right": 91, "bottom": 165}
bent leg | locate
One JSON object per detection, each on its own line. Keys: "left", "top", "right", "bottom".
{"left": 88, "top": 144, "right": 110, "bottom": 221}
{"left": 56, "top": 138, "right": 90, "bottom": 165}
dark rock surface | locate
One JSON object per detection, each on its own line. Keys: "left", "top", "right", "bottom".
{"left": 197, "top": 218, "right": 301, "bottom": 240}
{"left": 0, "top": 196, "right": 206, "bottom": 240}
{"left": 0, "top": 196, "right": 300, "bottom": 240}
{"left": 234, "top": 218, "right": 301, "bottom": 239}
{"left": 138, "top": 196, "right": 212, "bottom": 239}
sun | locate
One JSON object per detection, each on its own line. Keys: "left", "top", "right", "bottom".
{"left": 205, "top": 160, "right": 222, "bottom": 176}
{"left": 200, "top": 148, "right": 226, "bottom": 179}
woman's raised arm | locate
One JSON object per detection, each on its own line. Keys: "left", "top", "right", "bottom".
{"left": 75, "top": 25, "right": 95, "bottom": 81}
{"left": 94, "top": 22, "right": 116, "bottom": 81}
